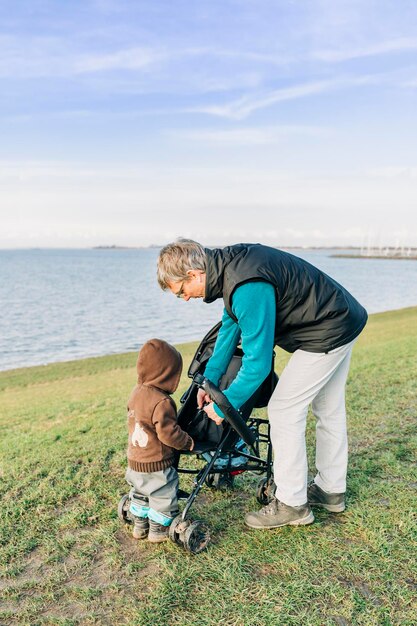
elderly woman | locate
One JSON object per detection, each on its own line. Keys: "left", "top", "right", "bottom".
{"left": 157, "top": 239, "right": 367, "bottom": 529}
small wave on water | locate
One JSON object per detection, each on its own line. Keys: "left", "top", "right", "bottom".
{"left": 1, "top": 247, "right": 416, "bottom": 371}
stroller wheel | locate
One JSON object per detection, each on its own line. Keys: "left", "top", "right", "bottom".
{"left": 256, "top": 477, "right": 276, "bottom": 505}
{"left": 216, "top": 472, "right": 235, "bottom": 491}
{"left": 206, "top": 472, "right": 235, "bottom": 491}
{"left": 169, "top": 515, "right": 211, "bottom": 554}
{"left": 118, "top": 494, "right": 133, "bottom": 524}
{"left": 205, "top": 474, "right": 215, "bottom": 488}
{"left": 184, "top": 521, "right": 211, "bottom": 554}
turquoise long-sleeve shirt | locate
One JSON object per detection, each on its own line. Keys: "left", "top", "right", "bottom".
{"left": 203, "top": 281, "right": 276, "bottom": 418}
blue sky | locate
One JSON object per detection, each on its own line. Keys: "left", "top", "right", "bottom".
{"left": 1, "top": 0, "right": 416, "bottom": 248}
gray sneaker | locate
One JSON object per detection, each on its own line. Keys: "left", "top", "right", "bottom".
{"left": 148, "top": 520, "right": 170, "bottom": 543}
{"left": 132, "top": 516, "right": 149, "bottom": 540}
{"left": 245, "top": 498, "right": 314, "bottom": 529}
{"left": 307, "top": 482, "right": 345, "bottom": 513}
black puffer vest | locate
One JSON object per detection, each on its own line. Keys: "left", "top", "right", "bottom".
{"left": 204, "top": 244, "right": 367, "bottom": 353}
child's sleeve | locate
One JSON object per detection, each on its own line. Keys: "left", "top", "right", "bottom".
{"left": 152, "top": 398, "right": 193, "bottom": 450}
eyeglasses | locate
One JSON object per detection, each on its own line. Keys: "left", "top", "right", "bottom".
{"left": 175, "top": 280, "right": 186, "bottom": 299}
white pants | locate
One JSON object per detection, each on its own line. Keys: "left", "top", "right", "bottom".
{"left": 268, "top": 339, "right": 356, "bottom": 507}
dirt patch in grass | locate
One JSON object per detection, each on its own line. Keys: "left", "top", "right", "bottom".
{"left": 0, "top": 547, "right": 56, "bottom": 591}
{"left": 115, "top": 527, "right": 162, "bottom": 578}
{"left": 316, "top": 513, "right": 346, "bottom": 527}
{"left": 329, "top": 616, "right": 351, "bottom": 626}
{"left": 252, "top": 563, "right": 278, "bottom": 578}
{"left": 0, "top": 528, "right": 162, "bottom": 625}
{"left": 338, "top": 577, "right": 384, "bottom": 607}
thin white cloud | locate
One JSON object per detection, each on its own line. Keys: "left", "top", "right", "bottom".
{"left": 0, "top": 35, "right": 164, "bottom": 78}
{"left": 314, "top": 37, "right": 417, "bottom": 63}
{"left": 0, "top": 36, "right": 291, "bottom": 79}
{"left": 166, "top": 125, "right": 330, "bottom": 146}
{"left": 188, "top": 81, "right": 331, "bottom": 119}
{"left": 187, "top": 75, "right": 381, "bottom": 120}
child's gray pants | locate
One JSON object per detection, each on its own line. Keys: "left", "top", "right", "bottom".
{"left": 268, "top": 338, "right": 356, "bottom": 507}
{"left": 125, "top": 465, "right": 179, "bottom": 526}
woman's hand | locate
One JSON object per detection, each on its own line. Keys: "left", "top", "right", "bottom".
{"left": 197, "top": 388, "right": 211, "bottom": 408}
{"left": 203, "top": 402, "right": 224, "bottom": 426}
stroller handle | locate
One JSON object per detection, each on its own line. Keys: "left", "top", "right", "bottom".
{"left": 194, "top": 374, "right": 257, "bottom": 447}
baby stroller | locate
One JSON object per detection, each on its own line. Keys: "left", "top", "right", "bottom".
{"left": 118, "top": 321, "right": 278, "bottom": 554}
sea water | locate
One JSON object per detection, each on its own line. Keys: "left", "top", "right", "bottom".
{"left": 0, "top": 247, "right": 416, "bottom": 371}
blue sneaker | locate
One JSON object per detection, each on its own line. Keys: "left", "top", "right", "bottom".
{"left": 202, "top": 438, "right": 249, "bottom": 469}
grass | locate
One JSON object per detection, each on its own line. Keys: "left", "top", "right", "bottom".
{"left": 0, "top": 307, "right": 416, "bottom": 626}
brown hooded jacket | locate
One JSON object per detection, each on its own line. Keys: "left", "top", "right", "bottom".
{"left": 126, "top": 339, "right": 193, "bottom": 472}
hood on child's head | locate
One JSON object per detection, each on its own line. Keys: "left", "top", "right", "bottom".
{"left": 136, "top": 338, "right": 183, "bottom": 393}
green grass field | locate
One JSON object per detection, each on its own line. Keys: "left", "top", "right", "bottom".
{"left": 0, "top": 307, "right": 416, "bottom": 626}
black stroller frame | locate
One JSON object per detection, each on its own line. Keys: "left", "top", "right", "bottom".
{"left": 118, "top": 322, "right": 278, "bottom": 554}
{"left": 176, "top": 373, "right": 274, "bottom": 516}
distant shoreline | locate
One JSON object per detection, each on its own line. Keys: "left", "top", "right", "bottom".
{"left": 2, "top": 245, "right": 417, "bottom": 253}
{"left": 92, "top": 245, "right": 417, "bottom": 257}
{"left": 332, "top": 254, "right": 417, "bottom": 261}
{"left": 93, "top": 245, "right": 367, "bottom": 250}
{"left": 93, "top": 245, "right": 417, "bottom": 260}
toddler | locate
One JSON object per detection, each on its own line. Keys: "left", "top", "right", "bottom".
{"left": 125, "top": 338, "right": 193, "bottom": 542}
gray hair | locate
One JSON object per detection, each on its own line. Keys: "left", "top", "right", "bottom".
{"left": 157, "top": 238, "right": 207, "bottom": 290}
